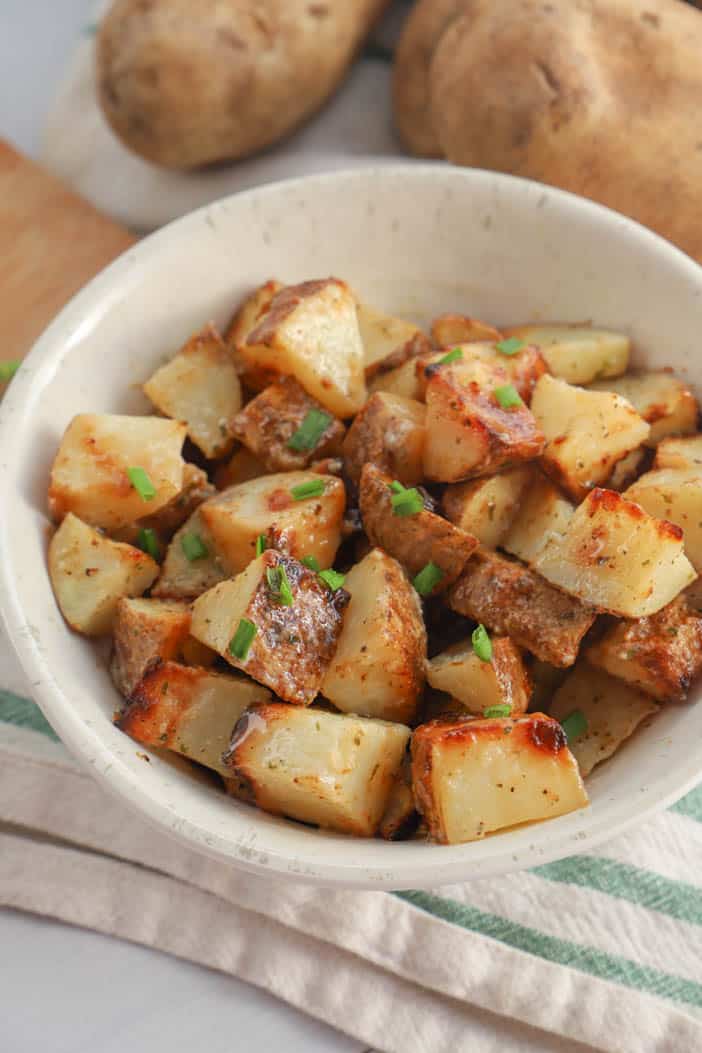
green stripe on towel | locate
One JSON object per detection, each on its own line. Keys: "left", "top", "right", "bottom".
{"left": 0, "top": 691, "right": 59, "bottom": 741}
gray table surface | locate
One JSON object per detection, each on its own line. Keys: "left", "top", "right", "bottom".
{"left": 0, "top": 4, "right": 365, "bottom": 1050}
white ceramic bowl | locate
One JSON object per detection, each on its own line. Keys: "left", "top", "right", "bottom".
{"left": 2, "top": 165, "right": 702, "bottom": 889}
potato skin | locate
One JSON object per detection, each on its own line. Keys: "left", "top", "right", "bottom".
{"left": 98, "top": 0, "right": 391, "bottom": 169}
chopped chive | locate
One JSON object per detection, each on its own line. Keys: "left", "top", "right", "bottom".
{"left": 318, "top": 568, "right": 346, "bottom": 591}
{"left": 483, "top": 703, "right": 512, "bottom": 718}
{"left": 302, "top": 554, "right": 321, "bottom": 572}
{"left": 0, "top": 360, "right": 21, "bottom": 383}
{"left": 495, "top": 337, "right": 525, "bottom": 356}
{"left": 266, "top": 564, "right": 294, "bottom": 606}
{"left": 391, "top": 485, "right": 424, "bottom": 517}
{"left": 255, "top": 533, "right": 267, "bottom": 557}
{"left": 472, "top": 623, "right": 493, "bottom": 662}
{"left": 412, "top": 561, "right": 444, "bottom": 597}
{"left": 291, "top": 479, "right": 325, "bottom": 501}
{"left": 127, "top": 466, "right": 157, "bottom": 501}
{"left": 494, "top": 383, "right": 523, "bottom": 409}
{"left": 229, "top": 618, "right": 256, "bottom": 661}
{"left": 181, "top": 532, "right": 208, "bottom": 562}
{"left": 137, "top": 527, "right": 159, "bottom": 560}
{"left": 389, "top": 480, "right": 406, "bottom": 494}
{"left": 437, "top": 347, "right": 463, "bottom": 365}
{"left": 287, "top": 408, "right": 333, "bottom": 451}
{"left": 560, "top": 709, "right": 588, "bottom": 744}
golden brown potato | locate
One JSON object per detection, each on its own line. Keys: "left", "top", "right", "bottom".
{"left": 448, "top": 548, "right": 596, "bottom": 666}
{"left": 152, "top": 507, "right": 229, "bottom": 601}
{"left": 355, "top": 301, "right": 422, "bottom": 375}
{"left": 501, "top": 472, "right": 574, "bottom": 565}
{"left": 367, "top": 346, "right": 436, "bottom": 401}
{"left": 430, "top": 314, "right": 502, "bottom": 345}
{"left": 214, "top": 447, "right": 268, "bottom": 490}
{"left": 115, "top": 463, "right": 217, "bottom": 548}
{"left": 415, "top": 343, "right": 547, "bottom": 404}
{"left": 427, "top": 635, "right": 531, "bottom": 715}
{"left": 503, "top": 326, "right": 630, "bottom": 385}
{"left": 411, "top": 713, "right": 588, "bottom": 844}
{"left": 342, "top": 391, "right": 427, "bottom": 487}
{"left": 225, "top": 280, "right": 284, "bottom": 391}
{"left": 378, "top": 758, "right": 419, "bottom": 841}
{"left": 590, "top": 371, "right": 698, "bottom": 446}
{"left": 655, "top": 435, "right": 702, "bottom": 471}
{"left": 359, "top": 463, "right": 478, "bottom": 591}
{"left": 606, "top": 447, "right": 649, "bottom": 492}
{"left": 625, "top": 467, "right": 702, "bottom": 572}
{"left": 442, "top": 466, "right": 532, "bottom": 548}
{"left": 111, "top": 597, "right": 193, "bottom": 697}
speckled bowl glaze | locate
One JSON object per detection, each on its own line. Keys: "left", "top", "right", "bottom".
{"left": 2, "top": 165, "right": 702, "bottom": 888}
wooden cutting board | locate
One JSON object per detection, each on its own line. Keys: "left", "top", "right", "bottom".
{"left": 0, "top": 140, "right": 135, "bottom": 366}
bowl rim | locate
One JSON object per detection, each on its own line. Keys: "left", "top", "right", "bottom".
{"left": 3, "top": 162, "right": 702, "bottom": 888}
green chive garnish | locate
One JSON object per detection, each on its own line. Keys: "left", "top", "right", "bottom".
{"left": 495, "top": 337, "right": 524, "bottom": 356}
{"left": 302, "top": 554, "right": 321, "bottom": 572}
{"left": 291, "top": 479, "right": 325, "bottom": 501}
{"left": 472, "top": 623, "right": 493, "bottom": 662}
{"left": 412, "top": 562, "right": 444, "bottom": 596}
{"left": 0, "top": 360, "right": 21, "bottom": 383}
{"left": 229, "top": 618, "right": 256, "bottom": 661}
{"left": 181, "top": 532, "right": 208, "bottom": 561}
{"left": 437, "top": 347, "right": 463, "bottom": 365}
{"left": 318, "top": 568, "right": 346, "bottom": 591}
{"left": 287, "top": 408, "right": 333, "bottom": 452}
{"left": 494, "top": 384, "right": 523, "bottom": 409}
{"left": 137, "top": 527, "right": 159, "bottom": 560}
{"left": 390, "top": 481, "right": 424, "bottom": 517}
{"left": 561, "top": 709, "right": 588, "bottom": 744}
{"left": 127, "top": 466, "right": 157, "bottom": 501}
{"left": 483, "top": 704, "right": 512, "bottom": 718}
{"left": 389, "top": 480, "right": 405, "bottom": 494}
{"left": 266, "top": 564, "right": 294, "bottom": 606}
{"left": 255, "top": 533, "right": 267, "bottom": 557}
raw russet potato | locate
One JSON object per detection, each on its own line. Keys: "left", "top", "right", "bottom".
{"left": 97, "top": 0, "right": 391, "bottom": 169}
{"left": 393, "top": 0, "right": 702, "bottom": 266}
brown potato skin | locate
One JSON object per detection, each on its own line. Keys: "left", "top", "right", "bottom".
{"left": 343, "top": 391, "right": 427, "bottom": 487}
{"left": 98, "top": 0, "right": 392, "bottom": 168}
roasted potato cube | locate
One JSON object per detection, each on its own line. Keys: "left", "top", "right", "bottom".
{"left": 356, "top": 301, "right": 421, "bottom": 375}
{"left": 415, "top": 344, "right": 547, "bottom": 405}
{"left": 502, "top": 473, "right": 574, "bottom": 564}
{"left": 427, "top": 636, "right": 531, "bottom": 716}
{"left": 191, "top": 551, "right": 348, "bottom": 705}
{"left": 528, "top": 658, "right": 568, "bottom": 712}
{"left": 321, "top": 548, "right": 427, "bottom": 723}
{"left": 367, "top": 347, "right": 436, "bottom": 401}
{"left": 111, "top": 597, "right": 192, "bottom": 696}
{"left": 430, "top": 314, "right": 502, "bottom": 346}
{"left": 590, "top": 371, "right": 698, "bottom": 446}
{"left": 225, "top": 279, "right": 284, "bottom": 391}
{"left": 655, "top": 435, "right": 702, "bottom": 471}
{"left": 442, "top": 466, "right": 532, "bottom": 548}
{"left": 549, "top": 663, "right": 658, "bottom": 776}
{"left": 152, "top": 507, "right": 228, "bottom": 600}
{"left": 423, "top": 358, "right": 544, "bottom": 482}
{"left": 535, "top": 488, "right": 697, "bottom": 617}
{"left": 242, "top": 278, "right": 366, "bottom": 417}
{"left": 116, "top": 464, "right": 217, "bottom": 547}
{"left": 342, "top": 392, "right": 426, "bottom": 487}
{"left": 359, "top": 464, "right": 477, "bottom": 591}
{"left": 48, "top": 513, "right": 158, "bottom": 636}
{"left": 448, "top": 548, "right": 596, "bottom": 667}
{"left": 531, "top": 374, "right": 650, "bottom": 501}
{"left": 626, "top": 467, "right": 702, "bottom": 572}
{"left": 143, "top": 326, "right": 242, "bottom": 459}
{"left": 118, "top": 661, "right": 270, "bottom": 775}
{"left": 225, "top": 703, "right": 410, "bottom": 836}
{"left": 606, "top": 447, "right": 649, "bottom": 492}
{"left": 48, "top": 413, "right": 186, "bottom": 530}
{"left": 231, "top": 376, "right": 345, "bottom": 472}
{"left": 503, "top": 325, "right": 630, "bottom": 384}
{"left": 586, "top": 597, "right": 702, "bottom": 702}
{"left": 214, "top": 447, "right": 268, "bottom": 490}
{"left": 378, "top": 759, "right": 419, "bottom": 841}
{"left": 412, "top": 713, "right": 588, "bottom": 844}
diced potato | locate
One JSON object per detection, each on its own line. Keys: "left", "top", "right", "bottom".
{"left": 415, "top": 344, "right": 547, "bottom": 404}
{"left": 427, "top": 636, "right": 531, "bottom": 715}
{"left": 116, "top": 463, "right": 217, "bottom": 547}
{"left": 214, "top": 447, "right": 268, "bottom": 490}
{"left": 225, "top": 703, "right": 411, "bottom": 836}
{"left": 590, "top": 371, "right": 698, "bottom": 446}
{"left": 442, "top": 466, "right": 533, "bottom": 549}
{"left": 655, "top": 435, "right": 702, "bottom": 470}
{"left": 355, "top": 301, "right": 421, "bottom": 375}
{"left": 110, "top": 597, "right": 193, "bottom": 697}
{"left": 48, "top": 513, "right": 158, "bottom": 636}
{"left": 359, "top": 464, "right": 477, "bottom": 591}
{"left": 118, "top": 661, "right": 270, "bottom": 775}
{"left": 200, "top": 471, "right": 345, "bottom": 573}
{"left": 321, "top": 548, "right": 427, "bottom": 723}
{"left": 242, "top": 278, "right": 366, "bottom": 417}
{"left": 411, "top": 713, "right": 588, "bottom": 844}
{"left": 225, "top": 279, "right": 284, "bottom": 391}
{"left": 626, "top": 468, "right": 702, "bottom": 572}
{"left": 448, "top": 548, "right": 596, "bottom": 667}
{"left": 231, "top": 376, "right": 345, "bottom": 472}
{"left": 152, "top": 507, "right": 228, "bottom": 600}
{"left": 549, "top": 663, "right": 658, "bottom": 776}
{"left": 191, "top": 551, "right": 348, "bottom": 705}
{"left": 528, "top": 658, "right": 568, "bottom": 712}
{"left": 367, "top": 348, "right": 435, "bottom": 401}
{"left": 378, "top": 759, "right": 418, "bottom": 841}
{"left": 430, "top": 314, "right": 502, "bottom": 346}
{"left": 503, "top": 325, "right": 630, "bottom": 384}
{"left": 342, "top": 392, "right": 426, "bottom": 487}
{"left": 143, "top": 326, "right": 242, "bottom": 459}
{"left": 586, "top": 597, "right": 702, "bottom": 702}
{"left": 423, "top": 357, "right": 544, "bottom": 482}
{"left": 535, "top": 488, "right": 697, "bottom": 617}
{"left": 48, "top": 414, "right": 186, "bottom": 531}
{"left": 531, "top": 374, "right": 650, "bottom": 502}
{"left": 606, "top": 447, "right": 648, "bottom": 491}
{"left": 502, "top": 473, "right": 574, "bottom": 564}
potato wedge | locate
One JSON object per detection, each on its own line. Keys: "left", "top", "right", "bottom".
{"left": 502, "top": 472, "right": 574, "bottom": 564}
{"left": 626, "top": 467, "right": 702, "bottom": 571}
{"left": 655, "top": 435, "right": 702, "bottom": 471}
{"left": 48, "top": 413, "right": 186, "bottom": 531}
{"left": 590, "top": 371, "right": 698, "bottom": 446}
{"left": 411, "top": 713, "right": 588, "bottom": 844}
{"left": 531, "top": 374, "right": 650, "bottom": 501}
{"left": 214, "top": 447, "right": 268, "bottom": 490}
{"left": 191, "top": 551, "right": 348, "bottom": 705}
{"left": 442, "top": 466, "right": 532, "bottom": 548}
{"left": 243, "top": 278, "right": 366, "bottom": 417}
{"left": 359, "top": 464, "right": 478, "bottom": 591}
{"left": 427, "top": 636, "right": 531, "bottom": 716}
{"left": 448, "top": 548, "right": 596, "bottom": 667}
{"left": 152, "top": 507, "right": 228, "bottom": 600}
{"left": 49, "top": 513, "right": 158, "bottom": 636}
{"left": 111, "top": 597, "right": 193, "bottom": 697}
{"left": 549, "top": 663, "right": 658, "bottom": 777}
{"left": 586, "top": 597, "right": 702, "bottom": 702}
{"left": 143, "top": 325, "right": 242, "bottom": 459}
{"left": 225, "top": 703, "right": 410, "bottom": 837}
{"left": 503, "top": 325, "right": 630, "bottom": 384}
{"left": 225, "top": 279, "right": 284, "bottom": 391}
{"left": 118, "top": 661, "right": 270, "bottom": 775}
{"left": 343, "top": 391, "right": 427, "bottom": 487}
{"left": 430, "top": 314, "right": 502, "bottom": 346}
{"left": 321, "top": 548, "right": 427, "bottom": 723}
{"left": 535, "top": 488, "right": 697, "bottom": 617}
{"left": 356, "top": 301, "right": 421, "bottom": 375}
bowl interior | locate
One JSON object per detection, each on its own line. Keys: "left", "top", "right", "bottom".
{"left": 2, "top": 165, "right": 702, "bottom": 888}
